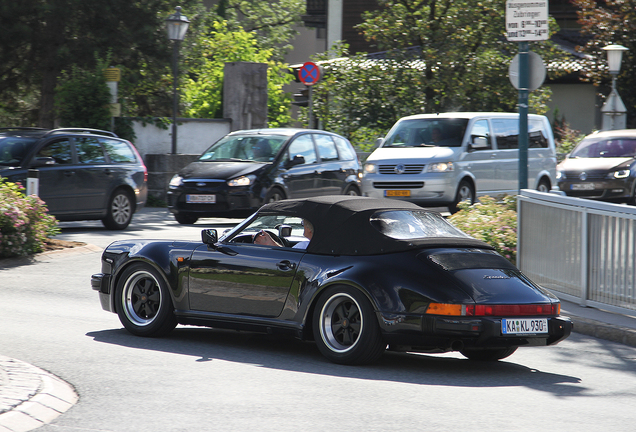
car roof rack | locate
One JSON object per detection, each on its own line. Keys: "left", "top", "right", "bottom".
{"left": 44, "top": 128, "right": 118, "bottom": 138}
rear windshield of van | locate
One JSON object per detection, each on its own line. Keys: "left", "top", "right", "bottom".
{"left": 382, "top": 119, "right": 469, "bottom": 148}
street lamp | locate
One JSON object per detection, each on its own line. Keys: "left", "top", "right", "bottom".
{"left": 601, "top": 44, "right": 629, "bottom": 130}
{"left": 165, "top": 6, "right": 190, "bottom": 154}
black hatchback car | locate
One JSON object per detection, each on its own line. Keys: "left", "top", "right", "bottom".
{"left": 0, "top": 127, "right": 147, "bottom": 229}
{"left": 557, "top": 129, "right": 636, "bottom": 204}
{"left": 167, "top": 128, "right": 362, "bottom": 224}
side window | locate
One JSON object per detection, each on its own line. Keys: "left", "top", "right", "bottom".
{"left": 288, "top": 135, "right": 317, "bottom": 165}
{"left": 468, "top": 120, "right": 492, "bottom": 150}
{"left": 314, "top": 134, "right": 339, "bottom": 162}
{"left": 36, "top": 140, "right": 73, "bottom": 164}
{"left": 492, "top": 119, "right": 519, "bottom": 150}
{"left": 76, "top": 137, "right": 106, "bottom": 163}
{"left": 333, "top": 136, "right": 356, "bottom": 161}
{"left": 102, "top": 138, "right": 137, "bottom": 163}
{"left": 528, "top": 120, "right": 548, "bottom": 148}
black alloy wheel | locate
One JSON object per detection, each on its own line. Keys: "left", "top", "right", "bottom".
{"left": 115, "top": 263, "right": 177, "bottom": 337}
{"left": 460, "top": 347, "right": 518, "bottom": 361}
{"left": 313, "top": 286, "right": 385, "bottom": 365}
{"left": 449, "top": 180, "right": 475, "bottom": 214}
{"left": 102, "top": 189, "right": 134, "bottom": 230}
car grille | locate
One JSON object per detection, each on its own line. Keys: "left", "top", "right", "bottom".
{"left": 560, "top": 170, "right": 607, "bottom": 180}
{"left": 373, "top": 182, "right": 424, "bottom": 189}
{"left": 378, "top": 164, "right": 425, "bottom": 175}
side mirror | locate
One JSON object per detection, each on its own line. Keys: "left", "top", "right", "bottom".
{"left": 201, "top": 229, "right": 218, "bottom": 245}
{"left": 278, "top": 224, "right": 292, "bottom": 238}
{"left": 470, "top": 136, "right": 489, "bottom": 150}
{"left": 375, "top": 137, "right": 385, "bottom": 148}
{"left": 31, "top": 157, "right": 56, "bottom": 167}
{"left": 285, "top": 154, "right": 305, "bottom": 168}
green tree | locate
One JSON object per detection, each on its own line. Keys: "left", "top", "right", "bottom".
{"left": 182, "top": 20, "right": 293, "bottom": 127}
{"left": 305, "top": 0, "right": 566, "bottom": 144}
{"left": 572, "top": 0, "right": 636, "bottom": 128}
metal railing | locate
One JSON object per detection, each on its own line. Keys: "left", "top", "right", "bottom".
{"left": 518, "top": 190, "right": 636, "bottom": 317}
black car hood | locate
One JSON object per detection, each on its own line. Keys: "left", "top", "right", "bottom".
{"left": 179, "top": 161, "right": 266, "bottom": 180}
{"left": 558, "top": 157, "right": 634, "bottom": 172}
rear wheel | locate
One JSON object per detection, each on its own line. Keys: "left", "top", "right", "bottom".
{"left": 313, "top": 286, "right": 385, "bottom": 365}
{"left": 102, "top": 189, "right": 133, "bottom": 230}
{"left": 460, "top": 347, "right": 518, "bottom": 361}
{"left": 174, "top": 212, "right": 198, "bottom": 225}
{"left": 115, "top": 263, "right": 177, "bottom": 337}
{"left": 449, "top": 180, "right": 475, "bottom": 214}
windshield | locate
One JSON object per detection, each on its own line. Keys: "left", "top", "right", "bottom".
{"left": 0, "top": 137, "right": 37, "bottom": 167}
{"left": 570, "top": 137, "right": 636, "bottom": 158}
{"left": 382, "top": 118, "right": 469, "bottom": 148}
{"left": 199, "top": 135, "right": 287, "bottom": 162}
{"left": 370, "top": 210, "right": 472, "bottom": 240}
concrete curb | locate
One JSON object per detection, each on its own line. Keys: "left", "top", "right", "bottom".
{"left": 0, "top": 356, "right": 78, "bottom": 432}
{"left": 565, "top": 314, "right": 636, "bottom": 347}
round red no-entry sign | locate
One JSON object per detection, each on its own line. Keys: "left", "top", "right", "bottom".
{"left": 298, "top": 62, "right": 321, "bottom": 86}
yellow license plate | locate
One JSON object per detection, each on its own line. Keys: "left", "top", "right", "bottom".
{"left": 385, "top": 190, "right": 411, "bottom": 197}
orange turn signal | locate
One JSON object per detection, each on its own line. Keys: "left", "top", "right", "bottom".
{"left": 425, "top": 303, "right": 463, "bottom": 316}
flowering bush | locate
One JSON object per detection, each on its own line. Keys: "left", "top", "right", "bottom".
{"left": 0, "top": 178, "right": 59, "bottom": 258}
{"left": 449, "top": 195, "right": 518, "bottom": 264}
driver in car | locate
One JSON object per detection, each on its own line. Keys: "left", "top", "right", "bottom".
{"left": 254, "top": 219, "right": 313, "bottom": 249}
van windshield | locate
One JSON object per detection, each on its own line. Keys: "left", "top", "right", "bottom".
{"left": 382, "top": 119, "right": 469, "bottom": 148}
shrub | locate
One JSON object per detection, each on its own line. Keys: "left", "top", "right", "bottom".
{"left": 0, "top": 178, "right": 60, "bottom": 258}
{"left": 448, "top": 195, "right": 517, "bottom": 264}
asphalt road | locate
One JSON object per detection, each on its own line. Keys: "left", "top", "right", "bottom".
{"left": 1, "top": 208, "right": 636, "bottom": 432}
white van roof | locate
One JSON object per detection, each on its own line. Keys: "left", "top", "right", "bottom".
{"left": 399, "top": 112, "right": 546, "bottom": 121}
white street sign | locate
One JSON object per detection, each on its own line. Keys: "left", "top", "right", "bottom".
{"left": 506, "top": 0, "right": 549, "bottom": 42}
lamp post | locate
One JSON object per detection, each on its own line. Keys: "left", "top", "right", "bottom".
{"left": 601, "top": 44, "right": 629, "bottom": 130}
{"left": 165, "top": 6, "right": 190, "bottom": 154}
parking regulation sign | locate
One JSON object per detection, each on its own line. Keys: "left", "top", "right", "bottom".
{"left": 505, "top": 0, "right": 549, "bottom": 42}
{"left": 298, "top": 62, "right": 321, "bottom": 86}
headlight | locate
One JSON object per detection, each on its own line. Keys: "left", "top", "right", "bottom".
{"left": 228, "top": 175, "right": 256, "bottom": 187}
{"left": 169, "top": 174, "right": 183, "bottom": 187}
{"left": 556, "top": 170, "right": 564, "bottom": 181}
{"left": 612, "top": 170, "right": 630, "bottom": 179}
{"left": 427, "top": 162, "right": 454, "bottom": 173}
{"left": 364, "top": 163, "right": 377, "bottom": 174}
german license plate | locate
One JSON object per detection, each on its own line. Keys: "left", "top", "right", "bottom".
{"left": 501, "top": 318, "right": 548, "bottom": 334}
{"left": 571, "top": 183, "right": 595, "bottom": 191}
{"left": 385, "top": 190, "right": 411, "bottom": 197}
{"left": 186, "top": 194, "right": 216, "bottom": 203}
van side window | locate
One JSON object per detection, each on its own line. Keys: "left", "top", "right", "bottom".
{"left": 528, "top": 120, "right": 548, "bottom": 148}
{"left": 492, "top": 119, "right": 518, "bottom": 149}
{"left": 288, "top": 135, "right": 317, "bottom": 164}
{"left": 468, "top": 120, "right": 492, "bottom": 150}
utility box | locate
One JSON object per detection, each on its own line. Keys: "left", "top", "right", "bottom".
{"left": 223, "top": 62, "right": 268, "bottom": 131}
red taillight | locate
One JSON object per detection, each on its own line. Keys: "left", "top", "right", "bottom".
{"left": 465, "top": 303, "right": 558, "bottom": 317}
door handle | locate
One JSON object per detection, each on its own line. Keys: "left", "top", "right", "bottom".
{"left": 277, "top": 260, "right": 296, "bottom": 271}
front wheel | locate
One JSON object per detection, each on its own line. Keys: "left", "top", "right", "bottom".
{"left": 343, "top": 185, "right": 361, "bottom": 196}
{"left": 265, "top": 188, "right": 285, "bottom": 203}
{"left": 449, "top": 180, "right": 475, "bottom": 214}
{"left": 537, "top": 178, "right": 551, "bottom": 193}
{"left": 174, "top": 212, "right": 198, "bottom": 225}
{"left": 115, "top": 263, "right": 177, "bottom": 337}
{"left": 460, "top": 347, "right": 518, "bottom": 361}
{"left": 102, "top": 189, "right": 134, "bottom": 230}
{"left": 313, "top": 286, "right": 385, "bottom": 365}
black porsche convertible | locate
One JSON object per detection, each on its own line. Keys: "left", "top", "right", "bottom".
{"left": 91, "top": 196, "right": 572, "bottom": 364}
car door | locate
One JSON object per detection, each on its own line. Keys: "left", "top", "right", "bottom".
{"left": 282, "top": 134, "right": 320, "bottom": 198}
{"left": 73, "top": 137, "right": 111, "bottom": 213}
{"left": 188, "top": 243, "right": 302, "bottom": 317}
{"left": 460, "top": 119, "right": 498, "bottom": 193}
{"left": 491, "top": 118, "right": 521, "bottom": 193}
{"left": 31, "top": 138, "right": 78, "bottom": 215}
{"left": 313, "top": 133, "right": 344, "bottom": 195}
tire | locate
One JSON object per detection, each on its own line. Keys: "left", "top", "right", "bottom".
{"left": 537, "top": 178, "right": 551, "bottom": 193}
{"left": 449, "top": 180, "right": 475, "bottom": 214}
{"left": 102, "top": 189, "right": 134, "bottom": 230}
{"left": 460, "top": 347, "right": 518, "bottom": 361}
{"left": 343, "top": 185, "right": 361, "bottom": 196}
{"left": 313, "top": 286, "right": 385, "bottom": 365}
{"left": 174, "top": 213, "right": 198, "bottom": 225}
{"left": 265, "top": 188, "right": 285, "bottom": 203}
{"left": 115, "top": 263, "right": 177, "bottom": 337}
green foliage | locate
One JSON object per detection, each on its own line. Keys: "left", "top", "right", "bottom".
{"left": 183, "top": 20, "right": 293, "bottom": 127}
{"left": 573, "top": 0, "right": 636, "bottom": 128}
{"left": 54, "top": 57, "right": 112, "bottom": 130}
{"left": 449, "top": 195, "right": 518, "bottom": 264}
{"left": 553, "top": 113, "right": 586, "bottom": 157}
{"left": 0, "top": 178, "right": 60, "bottom": 258}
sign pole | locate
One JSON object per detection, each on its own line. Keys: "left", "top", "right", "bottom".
{"left": 518, "top": 41, "right": 529, "bottom": 191}
{"left": 308, "top": 86, "right": 314, "bottom": 129}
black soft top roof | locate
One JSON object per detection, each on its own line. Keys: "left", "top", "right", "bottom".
{"left": 258, "top": 196, "right": 492, "bottom": 255}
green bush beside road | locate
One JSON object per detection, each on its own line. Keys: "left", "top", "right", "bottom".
{"left": 0, "top": 178, "right": 59, "bottom": 258}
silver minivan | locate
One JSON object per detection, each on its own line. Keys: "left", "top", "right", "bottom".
{"left": 361, "top": 112, "right": 556, "bottom": 212}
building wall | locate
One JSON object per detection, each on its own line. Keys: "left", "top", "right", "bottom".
{"left": 545, "top": 83, "right": 600, "bottom": 135}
